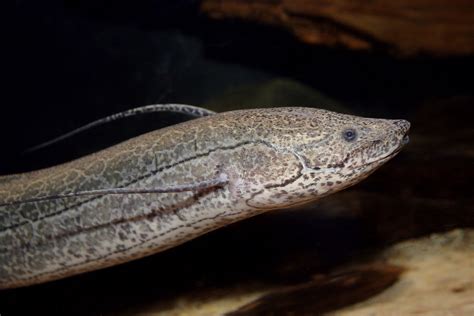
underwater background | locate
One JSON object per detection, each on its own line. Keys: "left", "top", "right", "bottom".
{"left": 1, "top": 1, "right": 473, "bottom": 314}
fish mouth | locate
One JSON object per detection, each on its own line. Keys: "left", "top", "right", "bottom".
{"left": 368, "top": 134, "right": 409, "bottom": 165}
{"left": 319, "top": 131, "right": 410, "bottom": 172}
{"left": 351, "top": 132, "right": 409, "bottom": 169}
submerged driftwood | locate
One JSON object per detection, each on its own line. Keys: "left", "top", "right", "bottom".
{"left": 201, "top": 0, "right": 474, "bottom": 56}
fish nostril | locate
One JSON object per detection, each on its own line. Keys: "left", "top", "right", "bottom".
{"left": 402, "top": 135, "right": 410, "bottom": 145}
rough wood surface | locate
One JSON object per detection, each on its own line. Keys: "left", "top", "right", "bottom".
{"left": 201, "top": 0, "right": 474, "bottom": 56}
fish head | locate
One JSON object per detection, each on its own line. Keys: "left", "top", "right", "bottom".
{"left": 236, "top": 107, "right": 410, "bottom": 208}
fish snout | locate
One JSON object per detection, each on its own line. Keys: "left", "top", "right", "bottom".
{"left": 392, "top": 119, "right": 410, "bottom": 145}
{"left": 392, "top": 119, "right": 410, "bottom": 133}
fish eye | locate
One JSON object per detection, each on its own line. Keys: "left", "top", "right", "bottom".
{"left": 342, "top": 128, "right": 357, "bottom": 142}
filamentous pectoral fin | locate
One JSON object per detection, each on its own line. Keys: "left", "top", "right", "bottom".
{"left": 0, "top": 174, "right": 228, "bottom": 207}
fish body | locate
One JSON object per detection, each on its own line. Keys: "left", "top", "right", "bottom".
{"left": 0, "top": 107, "right": 410, "bottom": 288}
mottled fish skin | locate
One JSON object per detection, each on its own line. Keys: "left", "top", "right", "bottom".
{"left": 0, "top": 107, "right": 410, "bottom": 289}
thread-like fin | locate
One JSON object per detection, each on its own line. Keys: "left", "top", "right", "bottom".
{"left": 24, "top": 104, "right": 216, "bottom": 153}
{"left": 0, "top": 174, "right": 228, "bottom": 207}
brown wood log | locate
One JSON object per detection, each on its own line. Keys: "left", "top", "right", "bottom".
{"left": 201, "top": 0, "right": 474, "bottom": 57}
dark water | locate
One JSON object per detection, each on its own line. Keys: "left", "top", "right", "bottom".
{"left": 1, "top": 1, "right": 473, "bottom": 315}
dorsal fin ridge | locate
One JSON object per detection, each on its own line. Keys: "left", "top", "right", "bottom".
{"left": 24, "top": 104, "right": 216, "bottom": 153}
